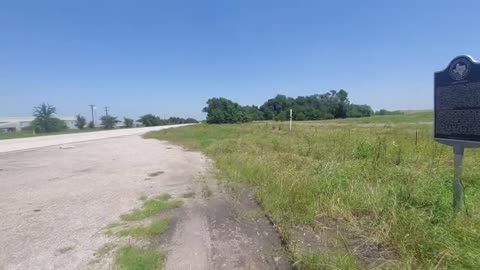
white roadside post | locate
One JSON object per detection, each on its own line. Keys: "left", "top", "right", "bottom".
{"left": 434, "top": 55, "right": 480, "bottom": 213}
{"left": 289, "top": 109, "right": 293, "bottom": 131}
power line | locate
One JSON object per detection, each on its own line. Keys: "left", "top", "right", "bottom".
{"left": 104, "top": 106, "right": 109, "bottom": 117}
{"left": 89, "top": 105, "right": 95, "bottom": 126}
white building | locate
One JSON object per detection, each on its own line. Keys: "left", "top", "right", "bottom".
{"left": 0, "top": 117, "right": 77, "bottom": 132}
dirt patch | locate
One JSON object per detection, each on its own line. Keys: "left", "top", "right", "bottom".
{"left": 148, "top": 171, "right": 165, "bottom": 177}
{"left": 166, "top": 179, "right": 291, "bottom": 270}
{"left": 95, "top": 243, "right": 117, "bottom": 258}
{"left": 209, "top": 187, "right": 291, "bottom": 269}
{"left": 287, "top": 217, "right": 398, "bottom": 268}
{"left": 221, "top": 183, "right": 398, "bottom": 268}
{"left": 74, "top": 167, "right": 95, "bottom": 173}
{"left": 182, "top": 191, "right": 195, "bottom": 198}
{"left": 56, "top": 246, "right": 75, "bottom": 255}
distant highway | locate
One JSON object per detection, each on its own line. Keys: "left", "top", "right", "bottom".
{"left": 0, "top": 124, "right": 193, "bottom": 153}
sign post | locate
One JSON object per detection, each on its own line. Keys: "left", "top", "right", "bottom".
{"left": 434, "top": 55, "right": 480, "bottom": 212}
{"left": 453, "top": 144, "right": 465, "bottom": 212}
{"left": 289, "top": 109, "right": 293, "bottom": 131}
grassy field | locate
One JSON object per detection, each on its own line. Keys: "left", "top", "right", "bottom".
{"left": 145, "top": 111, "right": 480, "bottom": 269}
{"left": 0, "top": 128, "right": 101, "bottom": 140}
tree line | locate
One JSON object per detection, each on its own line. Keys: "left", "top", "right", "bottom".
{"left": 203, "top": 90, "right": 374, "bottom": 124}
{"left": 31, "top": 103, "right": 198, "bottom": 133}
{"left": 374, "top": 109, "right": 404, "bottom": 115}
{"left": 136, "top": 114, "right": 198, "bottom": 126}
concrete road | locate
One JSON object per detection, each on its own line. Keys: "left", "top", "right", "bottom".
{"left": 0, "top": 124, "right": 193, "bottom": 153}
{"left": 0, "top": 134, "right": 207, "bottom": 270}
{"left": 0, "top": 127, "right": 289, "bottom": 270}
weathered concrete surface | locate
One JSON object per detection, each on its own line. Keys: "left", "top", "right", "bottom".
{"left": 0, "top": 124, "right": 193, "bottom": 153}
{"left": 0, "top": 135, "right": 206, "bottom": 270}
{"left": 0, "top": 132, "right": 290, "bottom": 270}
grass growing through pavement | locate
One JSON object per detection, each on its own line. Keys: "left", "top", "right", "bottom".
{"left": 105, "top": 222, "right": 124, "bottom": 230}
{"left": 182, "top": 191, "right": 195, "bottom": 198}
{"left": 116, "top": 219, "right": 170, "bottom": 239}
{"left": 114, "top": 245, "right": 165, "bottom": 270}
{"left": 102, "top": 195, "right": 178, "bottom": 270}
{"left": 120, "top": 194, "right": 183, "bottom": 221}
{"left": 145, "top": 112, "right": 480, "bottom": 269}
{"left": 202, "top": 183, "right": 212, "bottom": 198}
{"left": 95, "top": 243, "right": 117, "bottom": 257}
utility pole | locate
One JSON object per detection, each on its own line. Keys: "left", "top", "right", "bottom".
{"left": 104, "top": 106, "right": 109, "bottom": 117}
{"left": 89, "top": 105, "right": 95, "bottom": 126}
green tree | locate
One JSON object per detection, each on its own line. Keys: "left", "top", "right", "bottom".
{"left": 348, "top": 104, "right": 373, "bottom": 118}
{"left": 375, "top": 109, "right": 403, "bottom": 115}
{"left": 203, "top": 98, "right": 248, "bottom": 124}
{"left": 184, "top": 118, "right": 198, "bottom": 123}
{"left": 88, "top": 121, "right": 95, "bottom": 128}
{"left": 243, "top": 105, "right": 263, "bottom": 121}
{"left": 75, "top": 114, "right": 86, "bottom": 129}
{"left": 258, "top": 90, "right": 368, "bottom": 121}
{"left": 335, "top": 89, "right": 350, "bottom": 118}
{"left": 166, "top": 117, "right": 199, "bottom": 124}
{"left": 138, "top": 114, "right": 163, "bottom": 126}
{"left": 124, "top": 117, "right": 134, "bottom": 128}
{"left": 260, "top": 95, "right": 292, "bottom": 119}
{"left": 203, "top": 90, "right": 372, "bottom": 123}
{"left": 32, "top": 103, "right": 67, "bottom": 133}
{"left": 295, "top": 111, "right": 306, "bottom": 121}
{"left": 100, "top": 115, "right": 119, "bottom": 129}
{"left": 273, "top": 115, "right": 281, "bottom": 122}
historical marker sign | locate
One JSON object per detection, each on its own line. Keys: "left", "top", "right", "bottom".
{"left": 435, "top": 55, "right": 480, "bottom": 212}
{"left": 435, "top": 55, "right": 480, "bottom": 145}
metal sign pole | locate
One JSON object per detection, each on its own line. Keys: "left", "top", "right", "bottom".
{"left": 453, "top": 144, "right": 465, "bottom": 213}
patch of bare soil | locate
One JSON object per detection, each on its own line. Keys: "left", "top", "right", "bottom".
{"left": 165, "top": 178, "right": 291, "bottom": 270}
{"left": 288, "top": 217, "right": 398, "bottom": 269}
{"left": 219, "top": 184, "right": 398, "bottom": 269}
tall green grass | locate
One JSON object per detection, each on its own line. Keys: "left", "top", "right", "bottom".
{"left": 145, "top": 113, "right": 480, "bottom": 269}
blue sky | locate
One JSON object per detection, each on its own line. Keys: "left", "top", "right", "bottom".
{"left": 1, "top": 1, "right": 479, "bottom": 120}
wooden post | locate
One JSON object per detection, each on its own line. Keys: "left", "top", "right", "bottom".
{"left": 289, "top": 109, "right": 292, "bottom": 131}
{"left": 415, "top": 129, "right": 418, "bottom": 146}
{"left": 453, "top": 145, "right": 465, "bottom": 213}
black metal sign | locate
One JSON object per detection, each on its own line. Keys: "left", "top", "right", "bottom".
{"left": 434, "top": 55, "right": 480, "bottom": 212}
{"left": 434, "top": 55, "right": 480, "bottom": 143}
